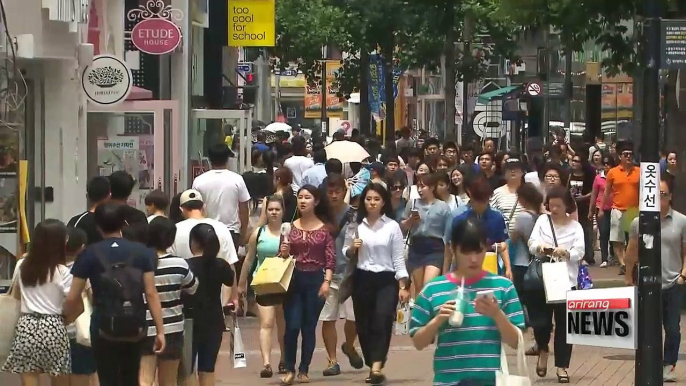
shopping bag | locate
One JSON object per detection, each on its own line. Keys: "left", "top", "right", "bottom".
{"left": 228, "top": 313, "right": 247, "bottom": 369}
{"left": 577, "top": 265, "right": 593, "bottom": 290}
{"left": 75, "top": 290, "right": 92, "bottom": 347}
{"left": 483, "top": 251, "right": 499, "bottom": 275}
{"left": 250, "top": 257, "right": 295, "bottom": 296}
{"left": 495, "top": 328, "right": 531, "bottom": 386}
{"left": 0, "top": 276, "right": 20, "bottom": 358}
{"left": 394, "top": 302, "right": 410, "bottom": 336}
{"left": 542, "top": 259, "right": 569, "bottom": 304}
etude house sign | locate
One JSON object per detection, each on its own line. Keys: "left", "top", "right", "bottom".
{"left": 128, "top": 0, "right": 184, "bottom": 55}
{"left": 82, "top": 55, "right": 133, "bottom": 106}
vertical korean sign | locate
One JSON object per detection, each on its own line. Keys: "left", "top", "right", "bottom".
{"left": 367, "top": 54, "right": 385, "bottom": 121}
{"left": 228, "top": 0, "right": 276, "bottom": 47}
{"left": 640, "top": 163, "right": 660, "bottom": 212}
{"left": 325, "top": 61, "right": 344, "bottom": 118}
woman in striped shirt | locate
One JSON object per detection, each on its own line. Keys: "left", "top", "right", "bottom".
{"left": 140, "top": 217, "right": 198, "bottom": 386}
{"left": 410, "top": 217, "right": 525, "bottom": 386}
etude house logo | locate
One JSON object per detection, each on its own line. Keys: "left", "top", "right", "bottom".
{"left": 82, "top": 55, "right": 133, "bottom": 106}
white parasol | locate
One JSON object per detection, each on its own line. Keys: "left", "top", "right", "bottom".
{"left": 263, "top": 122, "right": 292, "bottom": 133}
{"left": 324, "top": 140, "right": 370, "bottom": 163}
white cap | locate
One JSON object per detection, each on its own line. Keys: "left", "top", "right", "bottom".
{"left": 179, "top": 189, "right": 203, "bottom": 206}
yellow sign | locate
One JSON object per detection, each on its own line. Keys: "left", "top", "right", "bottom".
{"left": 228, "top": 0, "right": 275, "bottom": 47}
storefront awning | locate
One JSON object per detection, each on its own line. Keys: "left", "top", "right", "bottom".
{"left": 126, "top": 86, "right": 153, "bottom": 101}
{"left": 477, "top": 85, "right": 522, "bottom": 104}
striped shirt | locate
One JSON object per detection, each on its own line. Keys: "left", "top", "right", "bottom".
{"left": 489, "top": 185, "right": 524, "bottom": 233}
{"left": 146, "top": 254, "right": 199, "bottom": 336}
{"left": 409, "top": 272, "right": 525, "bottom": 386}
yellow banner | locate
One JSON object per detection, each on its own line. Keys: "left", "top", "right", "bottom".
{"left": 228, "top": 0, "right": 275, "bottom": 47}
{"left": 304, "top": 61, "right": 344, "bottom": 119}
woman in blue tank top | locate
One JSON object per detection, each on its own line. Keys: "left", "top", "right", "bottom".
{"left": 238, "top": 195, "right": 286, "bottom": 378}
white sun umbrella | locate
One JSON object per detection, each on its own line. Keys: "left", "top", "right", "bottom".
{"left": 264, "top": 122, "right": 292, "bottom": 133}
{"left": 325, "top": 140, "right": 370, "bottom": 163}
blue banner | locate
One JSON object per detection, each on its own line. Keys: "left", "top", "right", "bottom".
{"left": 367, "top": 54, "right": 385, "bottom": 121}
{"left": 392, "top": 67, "right": 403, "bottom": 99}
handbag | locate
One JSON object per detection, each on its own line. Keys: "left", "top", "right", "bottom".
{"left": 522, "top": 256, "right": 545, "bottom": 291}
{"left": 250, "top": 257, "right": 295, "bottom": 296}
{"left": 542, "top": 215, "right": 570, "bottom": 304}
{"left": 0, "top": 273, "right": 21, "bottom": 358}
{"left": 394, "top": 302, "right": 410, "bottom": 336}
{"left": 338, "top": 225, "right": 360, "bottom": 303}
{"left": 495, "top": 328, "right": 531, "bottom": 386}
{"left": 75, "top": 288, "right": 92, "bottom": 347}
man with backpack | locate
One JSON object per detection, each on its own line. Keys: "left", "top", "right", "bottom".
{"left": 64, "top": 202, "right": 166, "bottom": 386}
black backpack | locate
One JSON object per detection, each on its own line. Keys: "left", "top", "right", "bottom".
{"left": 95, "top": 247, "right": 147, "bottom": 341}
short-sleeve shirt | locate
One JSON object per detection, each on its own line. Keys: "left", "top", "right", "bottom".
{"left": 403, "top": 199, "right": 452, "bottom": 243}
{"left": 606, "top": 165, "right": 639, "bottom": 211}
{"left": 512, "top": 211, "right": 538, "bottom": 266}
{"left": 409, "top": 272, "right": 525, "bottom": 385}
{"left": 593, "top": 174, "right": 611, "bottom": 210}
{"left": 71, "top": 238, "right": 156, "bottom": 309}
{"left": 448, "top": 206, "right": 509, "bottom": 246}
{"left": 630, "top": 209, "right": 686, "bottom": 289}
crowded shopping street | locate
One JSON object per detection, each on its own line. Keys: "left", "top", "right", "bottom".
{"left": 1, "top": 0, "right": 685, "bottom": 385}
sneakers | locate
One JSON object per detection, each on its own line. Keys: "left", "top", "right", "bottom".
{"left": 599, "top": 261, "right": 608, "bottom": 268}
{"left": 341, "top": 343, "right": 364, "bottom": 369}
{"left": 664, "top": 365, "right": 677, "bottom": 382}
{"left": 323, "top": 360, "right": 341, "bottom": 376}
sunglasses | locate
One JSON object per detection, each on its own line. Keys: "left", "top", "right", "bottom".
{"left": 622, "top": 152, "right": 633, "bottom": 157}
{"left": 391, "top": 185, "right": 404, "bottom": 191}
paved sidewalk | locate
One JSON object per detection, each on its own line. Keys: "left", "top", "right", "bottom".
{"left": 5, "top": 315, "right": 686, "bottom": 385}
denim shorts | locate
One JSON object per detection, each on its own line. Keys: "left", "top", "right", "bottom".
{"left": 69, "top": 339, "right": 96, "bottom": 375}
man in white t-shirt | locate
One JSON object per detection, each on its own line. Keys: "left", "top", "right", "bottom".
{"left": 192, "top": 144, "right": 251, "bottom": 247}
{"left": 171, "top": 189, "right": 239, "bottom": 307}
{"left": 284, "top": 136, "right": 314, "bottom": 192}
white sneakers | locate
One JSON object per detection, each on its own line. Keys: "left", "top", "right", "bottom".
{"left": 664, "top": 365, "right": 677, "bottom": 382}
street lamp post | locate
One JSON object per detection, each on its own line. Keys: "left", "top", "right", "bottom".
{"left": 636, "top": 0, "right": 662, "bottom": 384}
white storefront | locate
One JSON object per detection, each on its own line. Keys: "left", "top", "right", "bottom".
{"left": 0, "top": 0, "right": 90, "bottom": 284}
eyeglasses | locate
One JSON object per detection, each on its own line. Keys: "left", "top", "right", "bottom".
{"left": 622, "top": 151, "right": 633, "bottom": 157}
{"left": 545, "top": 174, "right": 560, "bottom": 180}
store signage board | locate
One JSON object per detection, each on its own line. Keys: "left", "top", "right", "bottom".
{"left": 526, "top": 81, "right": 542, "bottom": 96}
{"left": 131, "top": 18, "right": 182, "bottom": 55}
{"left": 661, "top": 20, "right": 686, "bottom": 69}
{"left": 82, "top": 55, "right": 133, "bottom": 106}
{"left": 228, "top": 0, "right": 276, "bottom": 47}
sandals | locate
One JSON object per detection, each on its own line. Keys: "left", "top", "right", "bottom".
{"left": 557, "top": 369, "right": 570, "bottom": 383}
{"left": 369, "top": 370, "right": 387, "bottom": 385}
{"left": 260, "top": 364, "right": 274, "bottom": 378}
{"left": 536, "top": 352, "right": 548, "bottom": 378}
{"left": 278, "top": 362, "right": 287, "bottom": 374}
{"left": 281, "top": 372, "right": 295, "bottom": 386}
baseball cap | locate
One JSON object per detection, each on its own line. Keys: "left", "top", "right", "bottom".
{"left": 503, "top": 157, "right": 524, "bottom": 171}
{"left": 179, "top": 189, "right": 204, "bottom": 206}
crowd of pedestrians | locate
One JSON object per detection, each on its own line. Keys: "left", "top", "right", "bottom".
{"left": 1, "top": 125, "right": 685, "bottom": 386}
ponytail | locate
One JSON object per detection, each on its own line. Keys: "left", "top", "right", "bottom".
{"left": 189, "top": 223, "right": 220, "bottom": 276}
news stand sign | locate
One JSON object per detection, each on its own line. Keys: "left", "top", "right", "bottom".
{"left": 566, "top": 287, "right": 638, "bottom": 350}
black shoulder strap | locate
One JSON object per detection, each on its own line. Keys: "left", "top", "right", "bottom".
{"left": 256, "top": 226, "right": 265, "bottom": 243}
{"left": 547, "top": 214, "right": 558, "bottom": 247}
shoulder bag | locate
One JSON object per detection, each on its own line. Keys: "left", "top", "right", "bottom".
{"left": 338, "top": 225, "right": 359, "bottom": 303}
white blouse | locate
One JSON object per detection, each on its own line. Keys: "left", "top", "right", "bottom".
{"left": 528, "top": 214, "right": 585, "bottom": 288}
{"left": 343, "top": 215, "right": 409, "bottom": 280}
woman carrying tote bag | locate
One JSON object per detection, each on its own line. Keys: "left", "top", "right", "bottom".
{"left": 527, "top": 186, "right": 585, "bottom": 383}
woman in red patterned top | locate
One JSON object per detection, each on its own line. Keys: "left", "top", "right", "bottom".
{"left": 279, "top": 184, "right": 336, "bottom": 385}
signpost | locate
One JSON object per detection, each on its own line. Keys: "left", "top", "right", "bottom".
{"left": 228, "top": 0, "right": 276, "bottom": 47}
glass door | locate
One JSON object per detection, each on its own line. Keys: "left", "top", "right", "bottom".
{"left": 189, "top": 109, "right": 252, "bottom": 183}
{"left": 87, "top": 101, "right": 181, "bottom": 211}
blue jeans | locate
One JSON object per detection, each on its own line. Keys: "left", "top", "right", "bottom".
{"left": 663, "top": 285, "right": 682, "bottom": 365}
{"left": 283, "top": 269, "right": 326, "bottom": 373}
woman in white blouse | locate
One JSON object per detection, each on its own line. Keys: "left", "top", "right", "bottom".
{"left": 527, "top": 185, "right": 585, "bottom": 384}
{"left": 344, "top": 183, "right": 410, "bottom": 386}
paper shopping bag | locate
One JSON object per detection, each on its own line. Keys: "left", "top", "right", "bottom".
{"left": 75, "top": 291, "right": 92, "bottom": 347}
{"left": 228, "top": 313, "right": 247, "bottom": 368}
{"left": 542, "top": 260, "right": 569, "bottom": 304}
{"left": 394, "top": 302, "right": 410, "bottom": 336}
{"left": 495, "top": 328, "right": 531, "bottom": 386}
{"left": 251, "top": 257, "right": 295, "bottom": 296}
{"left": 483, "top": 252, "right": 499, "bottom": 275}
{"left": 0, "top": 277, "right": 20, "bottom": 358}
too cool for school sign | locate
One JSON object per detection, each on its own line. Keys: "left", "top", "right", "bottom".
{"left": 566, "top": 287, "right": 637, "bottom": 350}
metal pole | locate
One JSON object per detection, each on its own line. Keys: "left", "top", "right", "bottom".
{"left": 321, "top": 59, "right": 328, "bottom": 137}
{"left": 462, "top": 14, "right": 473, "bottom": 144}
{"left": 564, "top": 46, "right": 573, "bottom": 129}
{"left": 255, "top": 53, "right": 272, "bottom": 123}
{"left": 635, "top": 0, "right": 662, "bottom": 384}
{"left": 274, "top": 72, "right": 281, "bottom": 120}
